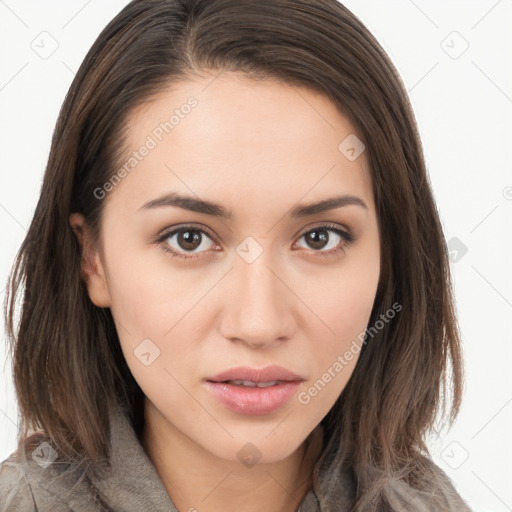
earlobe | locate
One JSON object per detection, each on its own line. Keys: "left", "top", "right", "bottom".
{"left": 69, "top": 213, "right": 112, "bottom": 308}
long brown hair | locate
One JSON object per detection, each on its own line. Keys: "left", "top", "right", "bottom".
{"left": 5, "top": 1, "right": 466, "bottom": 510}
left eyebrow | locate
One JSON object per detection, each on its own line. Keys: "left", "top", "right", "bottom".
{"left": 289, "top": 195, "right": 368, "bottom": 217}
{"left": 137, "top": 192, "right": 368, "bottom": 218}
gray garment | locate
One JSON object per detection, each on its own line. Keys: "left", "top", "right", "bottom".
{"left": 0, "top": 405, "right": 471, "bottom": 511}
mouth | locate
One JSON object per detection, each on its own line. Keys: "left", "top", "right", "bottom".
{"left": 204, "top": 365, "right": 304, "bottom": 415}
{"left": 206, "top": 364, "right": 304, "bottom": 385}
{"left": 210, "top": 379, "right": 285, "bottom": 388}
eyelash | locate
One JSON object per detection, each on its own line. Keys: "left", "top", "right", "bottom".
{"left": 155, "top": 223, "right": 355, "bottom": 261}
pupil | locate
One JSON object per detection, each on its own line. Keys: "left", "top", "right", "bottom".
{"left": 178, "top": 230, "right": 201, "bottom": 250}
{"left": 307, "top": 230, "right": 328, "bottom": 250}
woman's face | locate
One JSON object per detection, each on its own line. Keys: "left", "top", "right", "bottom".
{"left": 78, "top": 71, "right": 380, "bottom": 464}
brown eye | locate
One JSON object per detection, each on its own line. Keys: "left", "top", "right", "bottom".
{"left": 158, "top": 226, "right": 217, "bottom": 259}
{"left": 176, "top": 230, "right": 203, "bottom": 251}
{"left": 303, "top": 229, "right": 330, "bottom": 250}
{"left": 295, "top": 226, "right": 354, "bottom": 255}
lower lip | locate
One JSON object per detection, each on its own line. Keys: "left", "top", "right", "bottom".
{"left": 205, "top": 380, "right": 302, "bottom": 415}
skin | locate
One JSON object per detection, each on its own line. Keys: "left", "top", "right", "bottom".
{"left": 70, "top": 71, "right": 380, "bottom": 512}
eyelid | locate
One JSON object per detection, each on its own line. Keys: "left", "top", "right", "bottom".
{"left": 156, "top": 223, "right": 218, "bottom": 243}
{"left": 292, "top": 221, "right": 353, "bottom": 241}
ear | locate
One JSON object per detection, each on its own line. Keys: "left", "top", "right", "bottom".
{"left": 69, "top": 213, "right": 112, "bottom": 308}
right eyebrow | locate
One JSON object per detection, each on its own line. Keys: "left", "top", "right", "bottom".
{"left": 138, "top": 192, "right": 233, "bottom": 219}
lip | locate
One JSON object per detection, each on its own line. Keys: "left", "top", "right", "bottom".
{"left": 204, "top": 365, "right": 304, "bottom": 416}
{"left": 206, "top": 365, "right": 304, "bottom": 383}
{"left": 205, "top": 380, "right": 302, "bottom": 415}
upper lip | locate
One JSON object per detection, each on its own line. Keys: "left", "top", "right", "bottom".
{"left": 206, "top": 365, "right": 304, "bottom": 383}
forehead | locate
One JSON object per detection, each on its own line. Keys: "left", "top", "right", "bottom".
{"left": 108, "top": 71, "right": 374, "bottom": 215}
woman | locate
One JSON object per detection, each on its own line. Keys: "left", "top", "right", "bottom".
{"left": 1, "top": 0, "right": 472, "bottom": 510}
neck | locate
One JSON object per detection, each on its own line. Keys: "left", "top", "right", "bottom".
{"left": 142, "top": 401, "right": 324, "bottom": 512}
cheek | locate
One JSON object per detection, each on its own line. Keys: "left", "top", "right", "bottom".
{"left": 309, "top": 241, "right": 379, "bottom": 342}
{"left": 102, "top": 235, "right": 189, "bottom": 337}
{"left": 101, "top": 237, "right": 207, "bottom": 387}
{"left": 304, "top": 283, "right": 372, "bottom": 402}
{"left": 299, "top": 236, "right": 380, "bottom": 401}
{"left": 104, "top": 257, "right": 197, "bottom": 402}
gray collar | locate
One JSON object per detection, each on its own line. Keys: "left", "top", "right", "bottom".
{"left": 19, "top": 404, "right": 354, "bottom": 511}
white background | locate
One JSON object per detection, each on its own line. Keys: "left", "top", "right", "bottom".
{"left": 1, "top": 1, "right": 511, "bottom": 510}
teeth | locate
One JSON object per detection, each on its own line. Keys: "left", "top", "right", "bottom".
{"left": 255, "top": 381, "right": 280, "bottom": 388}
{"left": 228, "top": 380, "right": 281, "bottom": 388}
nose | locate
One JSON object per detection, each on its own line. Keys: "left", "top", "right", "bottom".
{"left": 219, "top": 251, "right": 296, "bottom": 349}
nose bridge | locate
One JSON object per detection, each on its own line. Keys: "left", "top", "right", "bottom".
{"left": 220, "top": 242, "right": 294, "bottom": 347}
